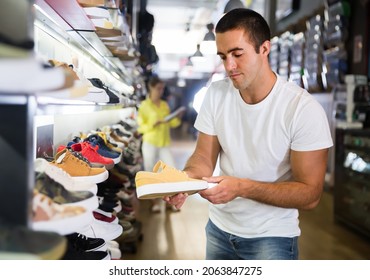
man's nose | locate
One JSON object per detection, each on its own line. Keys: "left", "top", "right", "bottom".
{"left": 224, "top": 57, "right": 236, "bottom": 71}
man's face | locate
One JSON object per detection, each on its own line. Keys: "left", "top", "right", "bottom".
{"left": 216, "top": 29, "right": 265, "bottom": 91}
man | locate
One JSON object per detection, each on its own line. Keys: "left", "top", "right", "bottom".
{"left": 165, "top": 8, "right": 333, "bottom": 260}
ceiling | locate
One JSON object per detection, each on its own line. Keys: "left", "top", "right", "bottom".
{"left": 145, "top": 0, "right": 266, "bottom": 81}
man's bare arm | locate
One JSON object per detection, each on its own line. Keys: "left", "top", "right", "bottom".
{"left": 183, "top": 132, "right": 221, "bottom": 179}
{"left": 200, "top": 148, "right": 329, "bottom": 210}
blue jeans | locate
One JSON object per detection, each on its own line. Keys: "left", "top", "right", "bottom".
{"left": 205, "top": 219, "right": 299, "bottom": 260}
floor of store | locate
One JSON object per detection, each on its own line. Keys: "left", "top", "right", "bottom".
{"left": 123, "top": 127, "right": 370, "bottom": 260}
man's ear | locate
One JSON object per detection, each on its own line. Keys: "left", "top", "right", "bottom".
{"left": 260, "top": 40, "right": 270, "bottom": 56}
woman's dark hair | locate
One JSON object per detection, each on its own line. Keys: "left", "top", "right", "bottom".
{"left": 215, "top": 8, "right": 271, "bottom": 53}
{"left": 147, "top": 75, "right": 164, "bottom": 88}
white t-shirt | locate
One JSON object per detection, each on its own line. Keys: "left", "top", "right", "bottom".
{"left": 194, "top": 75, "right": 333, "bottom": 238}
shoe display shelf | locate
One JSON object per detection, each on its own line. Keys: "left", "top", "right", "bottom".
{"left": 1, "top": 0, "right": 144, "bottom": 259}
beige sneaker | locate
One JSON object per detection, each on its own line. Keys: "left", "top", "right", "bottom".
{"left": 32, "top": 190, "right": 93, "bottom": 235}
{"left": 51, "top": 148, "right": 108, "bottom": 184}
{"left": 135, "top": 160, "right": 208, "bottom": 199}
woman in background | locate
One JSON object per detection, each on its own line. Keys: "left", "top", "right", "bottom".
{"left": 137, "top": 76, "right": 184, "bottom": 212}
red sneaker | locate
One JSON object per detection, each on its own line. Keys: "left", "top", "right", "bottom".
{"left": 71, "top": 142, "right": 114, "bottom": 170}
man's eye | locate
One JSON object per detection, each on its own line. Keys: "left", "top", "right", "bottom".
{"left": 234, "top": 53, "right": 242, "bottom": 57}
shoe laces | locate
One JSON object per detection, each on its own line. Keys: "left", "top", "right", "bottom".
{"left": 68, "top": 233, "right": 90, "bottom": 252}
{"left": 69, "top": 148, "right": 92, "bottom": 167}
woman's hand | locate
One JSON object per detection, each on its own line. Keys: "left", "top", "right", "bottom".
{"left": 153, "top": 120, "right": 164, "bottom": 127}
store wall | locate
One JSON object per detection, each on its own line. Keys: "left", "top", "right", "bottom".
{"left": 273, "top": 0, "right": 369, "bottom": 78}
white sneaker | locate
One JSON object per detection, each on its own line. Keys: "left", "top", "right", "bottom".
{"left": 106, "top": 240, "right": 119, "bottom": 249}
{"left": 0, "top": 57, "right": 65, "bottom": 93}
{"left": 78, "top": 217, "right": 123, "bottom": 241}
{"left": 107, "top": 246, "right": 122, "bottom": 260}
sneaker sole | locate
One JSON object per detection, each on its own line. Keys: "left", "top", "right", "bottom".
{"left": 32, "top": 211, "right": 94, "bottom": 236}
{"left": 65, "top": 195, "right": 99, "bottom": 212}
{"left": 136, "top": 181, "right": 208, "bottom": 199}
{"left": 72, "top": 170, "right": 109, "bottom": 184}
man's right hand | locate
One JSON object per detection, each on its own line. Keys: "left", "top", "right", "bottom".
{"left": 163, "top": 193, "right": 188, "bottom": 210}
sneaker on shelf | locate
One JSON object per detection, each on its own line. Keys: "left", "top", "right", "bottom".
{"left": 116, "top": 189, "right": 134, "bottom": 200}
{"left": 0, "top": 226, "right": 67, "bottom": 260}
{"left": 93, "top": 131, "right": 123, "bottom": 154}
{"left": 117, "top": 161, "right": 142, "bottom": 175}
{"left": 32, "top": 190, "right": 93, "bottom": 235}
{"left": 83, "top": 84, "right": 110, "bottom": 104}
{"left": 78, "top": 217, "right": 123, "bottom": 242}
{"left": 116, "top": 208, "right": 136, "bottom": 223}
{"left": 113, "top": 199, "right": 122, "bottom": 213}
{"left": 109, "top": 129, "right": 129, "bottom": 147}
{"left": 95, "top": 26, "right": 122, "bottom": 37}
{"left": 93, "top": 210, "right": 119, "bottom": 224}
{"left": 135, "top": 160, "right": 209, "bottom": 199}
{"left": 65, "top": 232, "right": 107, "bottom": 252}
{"left": 118, "top": 119, "right": 138, "bottom": 133}
{"left": 34, "top": 157, "right": 98, "bottom": 195}
{"left": 109, "top": 167, "right": 130, "bottom": 184}
{"left": 106, "top": 240, "right": 119, "bottom": 249}
{"left": 35, "top": 172, "right": 99, "bottom": 211}
{"left": 98, "top": 196, "right": 120, "bottom": 212}
{"left": 111, "top": 125, "right": 133, "bottom": 140}
{"left": 91, "top": 18, "right": 115, "bottom": 29}
{"left": 69, "top": 142, "right": 115, "bottom": 170}
{"left": 51, "top": 147, "right": 109, "bottom": 184}
{"left": 62, "top": 245, "right": 111, "bottom": 260}
{"left": 0, "top": 57, "right": 66, "bottom": 94}
{"left": 77, "top": 0, "right": 105, "bottom": 8}
{"left": 83, "top": 6, "right": 110, "bottom": 19}
{"left": 87, "top": 78, "right": 120, "bottom": 104}
{"left": 84, "top": 134, "right": 121, "bottom": 164}
{"left": 114, "top": 220, "right": 134, "bottom": 243}
{"left": 107, "top": 246, "right": 121, "bottom": 260}
{"left": 56, "top": 144, "right": 103, "bottom": 169}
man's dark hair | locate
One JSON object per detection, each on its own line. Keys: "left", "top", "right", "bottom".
{"left": 215, "top": 8, "right": 271, "bottom": 53}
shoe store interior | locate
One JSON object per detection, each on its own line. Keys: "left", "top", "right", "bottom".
{"left": 1, "top": 0, "right": 370, "bottom": 260}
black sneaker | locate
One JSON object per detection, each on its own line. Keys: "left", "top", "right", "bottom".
{"left": 62, "top": 247, "right": 110, "bottom": 260}
{"left": 66, "top": 233, "right": 107, "bottom": 252}
{"left": 0, "top": 226, "right": 67, "bottom": 260}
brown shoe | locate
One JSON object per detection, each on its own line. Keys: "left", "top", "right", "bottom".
{"left": 51, "top": 148, "right": 108, "bottom": 184}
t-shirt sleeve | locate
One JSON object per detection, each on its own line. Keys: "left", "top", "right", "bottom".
{"left": 290, "top": 96, "right": 333, "bottom": 151}
{"left": 194, "top": 87, "right": 217, "bottom": 136}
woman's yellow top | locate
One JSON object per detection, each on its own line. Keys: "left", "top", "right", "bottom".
{"left": 137, "top": 98, "right": 181, "bottom": 147}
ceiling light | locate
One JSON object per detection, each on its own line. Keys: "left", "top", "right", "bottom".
{"left": 192, "top": 44, "right": 203, "bottom": 58}
{"left": 203, "top": 23, "right": 215, "bottom": 41}
{"left": 190, "top": 44, "right": 205, "bottom": 63}
{"left": 177, "top": 78, "right": 186, "bottom": 87}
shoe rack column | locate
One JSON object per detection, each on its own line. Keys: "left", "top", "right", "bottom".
{"left": 0, "top": 94, "right": 36, "bottom": 226}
